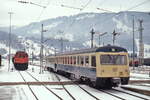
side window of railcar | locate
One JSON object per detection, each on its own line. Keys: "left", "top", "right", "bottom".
{"left": 73, "top": 56, "right": 76, "bottom": 65}
{"left": 68, "top": 56, "right": 69, "bottom": 64}
{"left": 91, "top": 56, "right": 96, "bottom": 67}
{"left": 85, "top": 56, "right": 89, "bottom": 65}
{"left": 70, "top": 56, "right": 72, "bottom": 64}
{"left": 65, "top": 57, "right": 67, "bottom": 64}
{"left": 80, "top": 56, "right": 84, "bottom": 65}
{"left": 77, "top": 56, "right": 80, "bottom": 65}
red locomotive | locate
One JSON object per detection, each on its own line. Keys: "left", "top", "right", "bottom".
{"left": 13, "top": 51, "right": 28, "bottom": 70}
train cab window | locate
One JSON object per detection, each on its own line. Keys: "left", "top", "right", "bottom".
{"left": 100, "top": 55, "right": 127, "bottom": 65}
{"left": 85, "top": 56, "right": 89, "bottom": 65}
{"left": 91, "top": 56, "right": 96, "bottom": 67}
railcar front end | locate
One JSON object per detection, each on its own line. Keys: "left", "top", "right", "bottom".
{"left": 95, "top": 52, "right": 129, "bottom": 88}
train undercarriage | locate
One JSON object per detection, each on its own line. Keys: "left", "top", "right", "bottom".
{"left": 47, "top": 66, "right": 129, "bottom": 89}
{"left": 14, "top": 63, "right": 28, "bottom": 71}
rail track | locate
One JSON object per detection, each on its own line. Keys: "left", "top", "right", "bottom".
{"left": 129, "top": 80, "right": 150, "bottom": 84}
{"left": 26, "top": 71, "right": 77, "bottom": 100}
{"left": 112, "top": 88, "right": 150, "bottom": 100}
{"left": 121, "top": 85, "right": 150, "bottom": 97}
{"left": 18, "top": 71, "right": 63, "bottom": 100}
{"left": 47, "top": 70, "right": 150, "bottom": 100}
{"left": 100, "top": 88, "right": 150, "bottom": 100}
{"left": 27, "top": 70, "right": 102, "bottom": 100}
{"left": 18, "top": 71, "right": 39, "bottom": 100}
{"left": 52, "top": 71, "right": 101, "bottom": 100}
{"left": 15, "top": 66, "right": 150, "bottom": 100}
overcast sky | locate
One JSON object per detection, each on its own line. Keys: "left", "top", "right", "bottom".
{"left": 0, "top": 0, "right": 150, "bottom": 27}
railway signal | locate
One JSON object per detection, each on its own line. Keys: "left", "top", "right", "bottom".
{"left": 95, "top": 31, "right": 107, "bottom": 46}
{"left": 112, "top": 30, "right": 120, "bottom": 45}
{"left": 90, "top": 28, "right": 95, "bottom": 48}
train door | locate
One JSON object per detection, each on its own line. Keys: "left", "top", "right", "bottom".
{"left": 91, "top": 55, "right": 96, "bottom": 67}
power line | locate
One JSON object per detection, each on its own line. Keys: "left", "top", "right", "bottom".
{"left": 92, "top": 0, "right": 150, "bottom": 29}
{"left": 61, "top": 4, "right": 82, "bottom": 10}
{"left": 81, "top": 0, "right": 93, "bottom": 10}
{"left": 126, "top": 0, "right": 150, "bottom": 11}
{"left": 60, "top": 0, "right": 94, "bottom": 37}
{"left": 97, "top": 8, "right": 115, "bottom": 13}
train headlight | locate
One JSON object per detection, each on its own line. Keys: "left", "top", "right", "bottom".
{"left": 119, "top": 72, "right": 123, "bottom": 75}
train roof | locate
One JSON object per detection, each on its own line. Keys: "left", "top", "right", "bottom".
{"left": 15, "top": 51, "right": 28, "bottom": 54}
{"left": 55, "top": 45, "right": 127, "bottom": 56}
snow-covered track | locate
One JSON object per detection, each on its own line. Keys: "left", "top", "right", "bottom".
{"left": 135, "top": 84, "right": 150, "bottom": 88}
{"left": 26, "top": 71, "right": 76, "bottom": 100}
{"left": 51, "top": 71, "right": 101, "bottom": 100}
{"left": 100, "top": 88, "right": 150, "bottom": 100}
{"left": 99, "top": 89, "right": 126, "bottom": 100}
{"left": 18, "top": 71, "right": 39, "bottom": 100}
{"left": 0, "top": 81, "right": 77, "bottom": 86}
{"left": 77, "top": 85, "right": 100, "bottom": 100}
{"left": 129, "top": 80, "right": 150, "bottom": 84}
{"left": 112, "top": 88, "right": 149, "bottom": 100}
{"left": 121, "top": 86, "right": 150, "bottom": 96}
{"left": 19, "top": 71, "right": 63, "bottom": 100}
{"left": 52, "top": 73, "right": 77, "bottom": 100}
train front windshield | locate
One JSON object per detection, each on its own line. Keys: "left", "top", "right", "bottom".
{"left": 100, "top": 55, "right": 127, "bottom": 65}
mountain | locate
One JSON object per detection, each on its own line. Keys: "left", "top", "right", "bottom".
{"left": 12, "top": 11, "right": 150, "bottom": 48}
{"left": 0, "top": 31, "right": 54, "bottom": 58}
{"left": 0, "top": 11, "right": 150, "bottom": 57}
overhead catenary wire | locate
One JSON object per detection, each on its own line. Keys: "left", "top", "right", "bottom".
{"left": 81, "top": 0, "right": 93, "bottom": 10}
{"left": 126, "top": 0, "right": 150, "bottom": 11}
{"left": 91, "top": 0, "right": 150, "bottom": 30}
{"left": 62, "top": 0, "right": 93, "bottom": 32}
{"left": 23, "top": 0, "right": 51, "bottom": 39}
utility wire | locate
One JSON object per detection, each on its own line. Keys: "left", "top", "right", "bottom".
{"left": 62, "top": 0, "right": 93, "bottom": 34}
{"left": 126, "top": 0, "right": 150, "bottom": 11}
{"left": 92, "top": 0, "right": 150, "bottom": 29}
{"left": 81, "top": 0, "right": 93, "bottom": 10}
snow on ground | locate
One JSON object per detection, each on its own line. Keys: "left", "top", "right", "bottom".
{"left": 130, "top": 73, "right": 150, "bottom": 80}
{"left": 0, "top": 59, "right": 150, "bottom": 100}
{"left": 123, "top": 84, "right": 150, "bottom": 92}
{"left": 28, "top": 64, "right": 70, "bottom": 82}
{"left": 114, "top": 87, "right": 150, "bottom": 99}
{"left": 46, "top": 85, "right": 73, "bottom": 100}
{"left": 0, "top": 85, "right": 37, "bottom": 100}
{"left": 80, "top": 85, "right": 121, "bottom": 100}
{"left": 0, "top": 60, "right": 24, "bottom": 82}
